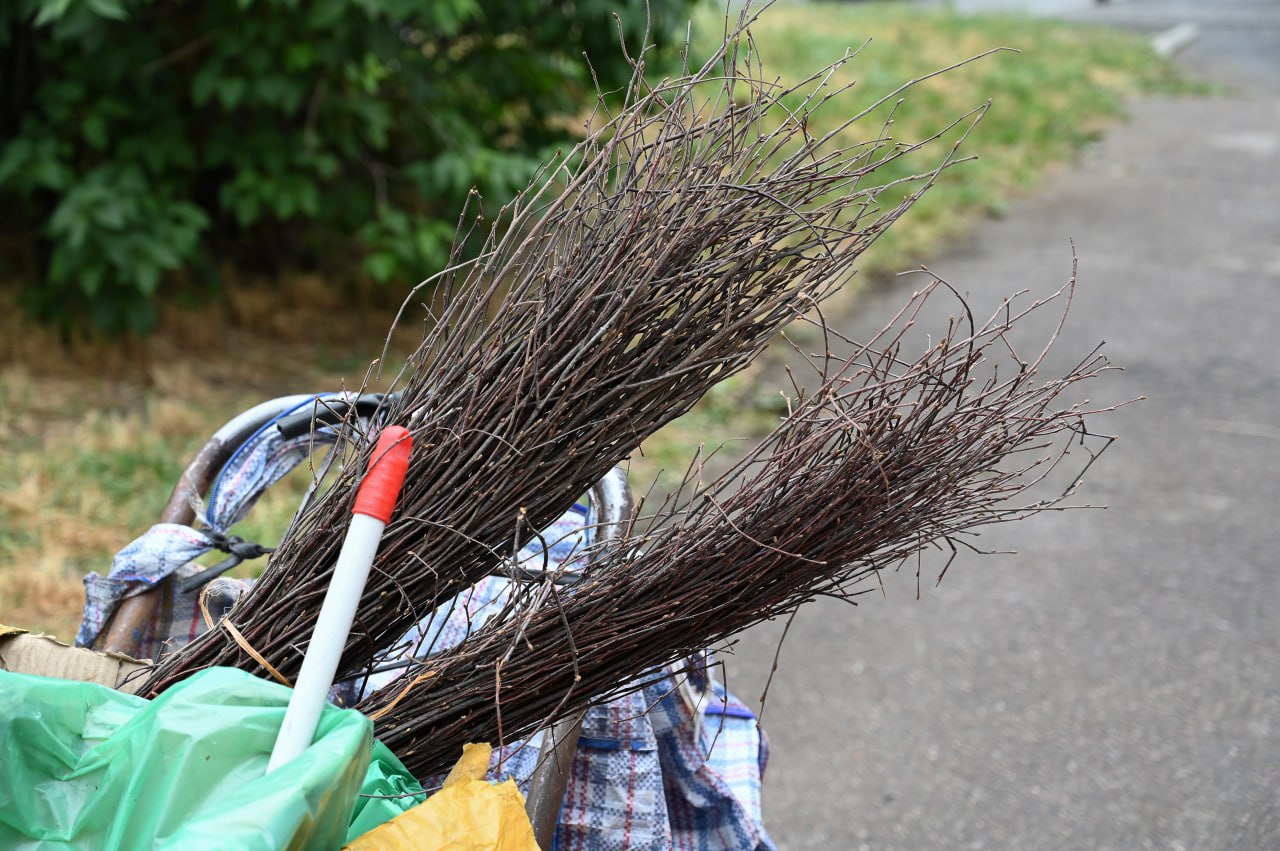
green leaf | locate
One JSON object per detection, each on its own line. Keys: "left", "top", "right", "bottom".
{"left": 80, "top": 263, "right": 104, "bottom": 297}
{"left": 174, "top": 203, "right": 211, "bottom": 232}
{"left": 232, "top": 193, "right": 260, "bottom": 228}
{"left": 140, "top": 238, "right": 180, "bottom": 270}
{"left": 363, "top": 252, "right": 397, "bottom": 283}
{"left": 308, "top": 152, "right": 340, "bottom": 180}
{"left": 296, "top": 181, "right": 319, "bottom": 217}
{"left": 82, "top": 113, "right": 108, "bottom": 149}
{"left": 33, "top": 0, "right": 74, "bottom": 27}
{"left": 135, "top": 262, "right": 161, "bottom": 296}
{"left": 216, "top": 77, "right": 247, "bottom": 110}
{"left": 274, "top": 187, "right": 296, "bottom": 219}
{"left": 47, "top": 247, "right": 74, "bottom": 286}
{"left": 413, "top": 221, "right": 444, "bottom": 263}
{"left": 0, "top": 138, "right": 33, "bottom": 186}
{"left": 191, "top": 67, "right": 219, "bottom": 107}
{"left": 48, "top": 191, "right": 89, "bottom": 248}
{"left": 91, "top": 199, "right": 128, "bottom": 230}
{"left": 86, "top": 0, "right": 127, "bottom": 21}
{"left": 285, "top": 43, "right": 317, "bottom": 72}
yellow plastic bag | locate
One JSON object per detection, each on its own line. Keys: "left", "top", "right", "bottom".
{"left": 345, "top": 743, "right": 539, "bottom": 851}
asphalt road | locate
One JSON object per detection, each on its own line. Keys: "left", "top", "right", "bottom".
{"left": 725, "top": 3, "right": 1280, "bottom": 848}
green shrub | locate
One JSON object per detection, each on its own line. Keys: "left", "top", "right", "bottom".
{"left": 0, "top": 0, "right": 693, "bottom": 333}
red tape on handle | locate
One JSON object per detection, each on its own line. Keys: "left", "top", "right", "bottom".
{"left": 353, "top": 426, "right": 412, "bottom": 523}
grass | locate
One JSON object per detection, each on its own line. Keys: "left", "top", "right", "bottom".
{"left": 0, "top": 280, "right": 415, "bottom": 639}
{"left": 632, "top": 1, "right": 1206, "bottom": 482}
{"left": 687, "top": 2, "right": 1207, "bottom": 281}
{"left": 0, "top": 3, "right": 1204, "bottom": 641}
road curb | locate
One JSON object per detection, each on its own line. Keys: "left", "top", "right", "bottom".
{"left": 1151, "top": 22, "right": 1200, "bottom": 57}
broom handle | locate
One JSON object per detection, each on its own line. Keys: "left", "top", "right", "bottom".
{"left": 267, "top": 426, "right": 411, "bottom": 773}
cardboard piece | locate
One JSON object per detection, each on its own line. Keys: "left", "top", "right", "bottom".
{"left": 0, "top": 623, "right": 149, "bottom": 694}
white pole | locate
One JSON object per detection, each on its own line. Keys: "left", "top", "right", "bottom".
{"left": 267, "top": 426, "right": 411, "bottom": 773}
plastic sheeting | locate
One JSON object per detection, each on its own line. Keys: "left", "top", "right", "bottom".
{"left": 344, "top": 743, "right": 537, "bottom": 851}
{"left": 0, "top": 667, "right": 422, "bottom": 850}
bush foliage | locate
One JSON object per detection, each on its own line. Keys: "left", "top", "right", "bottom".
{"left": 0, "top": 0, "right": 693, "bottom": 333}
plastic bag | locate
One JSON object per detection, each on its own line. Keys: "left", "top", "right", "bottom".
{"left": 344, "top": 743, "right": 538, "bottom": 851}
{"left": 345, "top": 740, "right": 427, "bottom": 843}
{"left": 0, "top": 667, "right": 406, "bottom": 850}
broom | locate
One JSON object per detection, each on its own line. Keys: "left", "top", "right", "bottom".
{"left": 143, "top": 9, "right": 999, "bottom": 696}
{"left": 357, "top": 273, "right": 1124, "bottom": 779}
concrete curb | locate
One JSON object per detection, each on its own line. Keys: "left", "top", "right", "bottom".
{"left": 1151, "top": 21, "right": 1200, "bottom": 57}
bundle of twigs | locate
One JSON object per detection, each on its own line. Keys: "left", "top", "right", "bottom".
{"left": 143, "top": 11, "right": 993, "bottom": 695}
{"left": 359, "top": 275, "right": 1119, "bottom": 778}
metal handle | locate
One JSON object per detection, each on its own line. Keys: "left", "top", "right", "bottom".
{"left": 93, "top": 395, "right": 321, "bottom": 656}
{"left": 524, "top": 465, "right": 632, "bottom": 847}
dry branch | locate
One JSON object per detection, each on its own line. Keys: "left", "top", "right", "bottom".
{"left": 143, "top": 10, "right": 983, "bottom": 695}
{"left": 359, "top": 275, "right": 1123, "bottom": 779}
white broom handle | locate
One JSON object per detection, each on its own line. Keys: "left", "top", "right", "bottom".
{"left": 267, "top": 426, "right": 411, "bottom": 773}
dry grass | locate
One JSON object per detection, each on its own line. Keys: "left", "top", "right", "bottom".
{"left": 0, "top": 280, "right": 422, "bottom": 638}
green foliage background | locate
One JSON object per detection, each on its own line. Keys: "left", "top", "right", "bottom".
{"left": 0, "top": 0, "right": 693, "bottom": 333}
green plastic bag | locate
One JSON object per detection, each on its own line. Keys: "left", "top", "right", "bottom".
{"left": 346, "top": 740, "right": 427, "bottom": 842}
{"left": 0, "top": 667, "right": 422, "bottom": 850}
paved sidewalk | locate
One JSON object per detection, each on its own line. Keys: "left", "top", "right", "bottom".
{"left": 728, "top": 11, "right": 1280, "bottom": 851}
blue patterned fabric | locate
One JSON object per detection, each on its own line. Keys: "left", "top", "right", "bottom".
{"left": 647, "top": 675, "right": 774, "bottom": 851}
{"left": 423, "top": 667, "right": 774, "bottom": 851}
{"left": 75, "top": 401, "right": 341, "bottom": 653}
{"left": 350, "top": 504, "right": 594, "bottom": 700}
{"left": 553, "top": 690, "right": 671, "bottom": 851}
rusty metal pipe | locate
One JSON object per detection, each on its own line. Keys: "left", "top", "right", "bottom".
{"left": 93, "top": 396, "right": 319, "bottom": 657}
